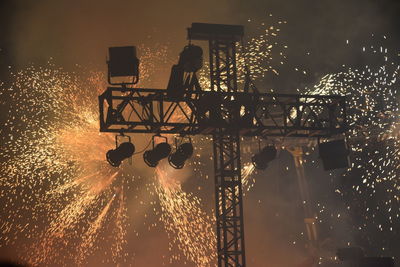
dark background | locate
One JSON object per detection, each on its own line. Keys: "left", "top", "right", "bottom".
{"left": 2, "top": 0, "right": 400, "bottom": 82}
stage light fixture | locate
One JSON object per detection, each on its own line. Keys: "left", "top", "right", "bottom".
{"left": 251, "top": 145, "right": 277, "bottom": 170}
{"left": 168, "top": 142, "right": 194, "bottom": 169}
{"left": 143, "top": 142, "right": 172, "bottom": 167}
{"left": 318, "top": 139, "right": 349, "bottom": 171}
{"left": 107, "top": 46, "right": 139, "bottom": 85}
{"left": 106, "top": 142, "right": 135, "bottom": 167}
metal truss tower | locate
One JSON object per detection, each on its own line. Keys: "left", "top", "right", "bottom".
{"left": 99, "top": 23, "right": 347, "bottom": 267}
{"left": 212, "top": 132, "right": 245, "bottom": 266}
{"left": 188, "top": 23, "right": 246, "bottom": 266}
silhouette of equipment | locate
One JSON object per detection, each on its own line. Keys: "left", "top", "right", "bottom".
{"left": 106, "top": 142, "right": 135, "bottom": 167}
{"left": 99, "top": 23, "right": 348, "bottom": 267}
{"left": 319, "top": 139, "right": 349, "bottom": 170}
{"left": 252, "top": 146, "right": 277, "bottom": 170}
{"left": 167, "top": 44, "right": 203, "bottom": 99}
{"left": 168, "top": 142, "right": 194, "bottom": 169}
{"left": 143, "top": 141, "right": 171, "bottom": 167}
{"left": 107, "top": 46, "right": 139, "bottom": 85}
{"left": 179, "top": 44, "right": 203, "bottom": 72}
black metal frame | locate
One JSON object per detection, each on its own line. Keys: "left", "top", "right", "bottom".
{"left": 209, "top": 39, "right": 238, "bottom": 92}
{"left": 209, "top": 32, "right": 246, "bottom": 267}
{"left": 213, "top": 132, "right": 245, "bottom": 266}
{"left": 99, "top": 88, "right": 346, "bottom": 138}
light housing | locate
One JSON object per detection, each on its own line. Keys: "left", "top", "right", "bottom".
{"left": 168, "top": 143, "right": 194, "bottom": 169}
{"left": 106, "top": 142, "right": 135, "bottom": 167}
{"left": 143, "top": 142, "right": 172, "bottom": 167}
{"left": 107, "top": 46, "right": 139, "bottom": 85}
{"left": 251, "top": 145, "right": 277, "bottom": 170}
{"left": 319, "top": 139, "right": 349, "bottom": 171}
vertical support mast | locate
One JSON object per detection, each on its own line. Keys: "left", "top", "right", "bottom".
{"left": 209, "top": 39, "right": 238, "bottom": 92}
{"left": 213, "top": 133, "right": 245, "bottom": 266}
{"left": 188, "top": 23, "right": 246, "bottom": 266}
{"left": 211, "top": 38, "right": 245, "bottom": 266}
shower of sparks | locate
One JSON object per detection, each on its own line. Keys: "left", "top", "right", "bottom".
{"left": 305, "top": 41, "right": 400, "bottom": 251}
{"left": 0, "top": 59, "right": 222, "bottom": 266}
{"left": 238, "top": 21, "right": 287, "bottom": 80}
{"left": 77, "top": 192, "right": 116, "bottom": 265}
{"left": 0, "top": 63, "right": 132, "bottom": 266}
{"left": 198, "top": 20, "right": 287, "bottom": 91}
{"left": 136, "top": 43, "right": 171, "bottom": 87}
{"left": 0, "top": 23, "right": 286, "bottom": 266}
{"left": 242, "top": 162, "right": 257, "bottom": 193}
{"left": 110, "top": 187, "right": 128, "bottom": 264}
{"left": 155, "top": 162, "right": 217, "bottom": 266}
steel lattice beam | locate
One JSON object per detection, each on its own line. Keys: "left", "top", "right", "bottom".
{"left": 99, "top": 88, "right": 346, "bottom": 138}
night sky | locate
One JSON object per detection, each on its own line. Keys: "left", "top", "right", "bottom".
{"left": 1, "top": 1, "right": 400, "bottom": 266}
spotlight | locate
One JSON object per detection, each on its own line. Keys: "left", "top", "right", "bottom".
{"left": 169, "top": 143, "right": 194, "bottom": 169}
{"left": 106, "top": 142, "right": 135, "bottom": 167}
{"left": 319, "top": 139, "right": 349, "bottom": 171}
{"left": 143, "top": 142, "right": 172, "bottom": 167}
{"left": 107, "top": 46, "right": 139, "bottom": 85}
{"left": 251, "top": 145, "right": 277, "bottom": 170}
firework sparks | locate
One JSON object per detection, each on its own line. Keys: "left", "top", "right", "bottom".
{"left": 155, "top": 162, "right": 217, "bottom": 266}
{"left": 242, "top": 162, "right": 257, "bottom": 193}
{"left": 198, "top": 21, "right": 287, "bottom": 91}
{"left": 0, "top": 64, "right": 131, "bottom": 266}
{"left": 77, "top": 192, "right": 116, "bottom": 265}
{"left": 305, "top": 41, "right": 400, "bottom": 256}
{"left": 0, "top": 25, "right": 284, "bottom": 266}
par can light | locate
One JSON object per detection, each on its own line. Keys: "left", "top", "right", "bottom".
{"left": 143, "top": 142, "right": 172, "bottom": 167}
{"left": 106, "top": 142, "right": 135, "bottom": 167}
{"left": 168, "top": 143, "right": 194, "bottom": 169}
